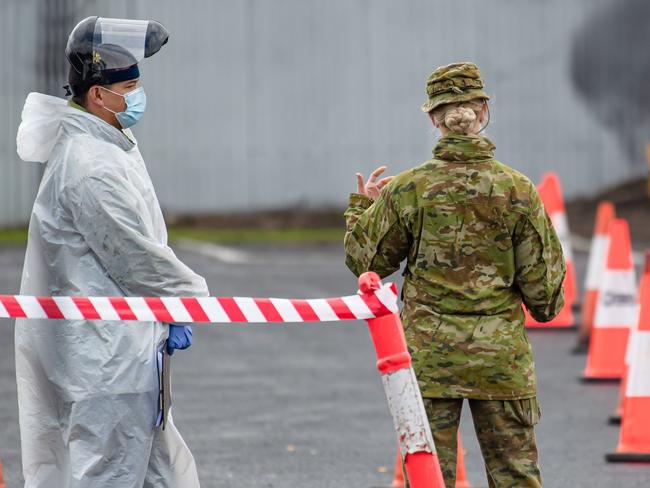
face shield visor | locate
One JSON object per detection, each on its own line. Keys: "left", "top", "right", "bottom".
{"left": 92, "top": 17, "right": 168, "bottom": 70}
{"left": 66, "top": 17, "right": 169, "bottom": 80}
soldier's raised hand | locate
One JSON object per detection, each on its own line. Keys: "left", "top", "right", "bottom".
{"left": 356, "top": 166, "right": 394, "bottom": 201}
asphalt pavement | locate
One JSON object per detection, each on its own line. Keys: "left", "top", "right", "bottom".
{"left": 1, "top": 242, "right": 650, "bottom": 487}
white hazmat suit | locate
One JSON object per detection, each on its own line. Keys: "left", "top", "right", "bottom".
{"left": 15, "top": 92, "right": 208, "bottom": 487}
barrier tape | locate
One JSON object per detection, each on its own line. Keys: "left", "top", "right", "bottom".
{"left": 0, "top": 283, "right": 398, "bottom": 323}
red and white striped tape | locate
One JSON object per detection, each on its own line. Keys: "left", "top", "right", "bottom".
{"left": 0, "top": 283, "right": 398, "bottom": 323}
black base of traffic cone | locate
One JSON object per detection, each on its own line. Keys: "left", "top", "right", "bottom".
{"left": 571, "top": 342, "right": 589, "bottom": 355}
{"left": 606, "top": 452, "right": 650, "bottom": 463}
{"left": 526, "top": 324, "right": 577, "bottom": 331}
{"left": 608, "top": 415, "right": 622, "bottom": 425}
{"left": 580, "top": 376, "right": 621, "bottom": 383}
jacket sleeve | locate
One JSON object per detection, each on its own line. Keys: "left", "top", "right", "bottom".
{"left": 513, "top": 187, "right": 566, "bottom": 322}
{"left": 62, "top": 170, "right": 209, "bottom": 298}
{"left": 343, "top": 190, "right": 410, "bottom": 278}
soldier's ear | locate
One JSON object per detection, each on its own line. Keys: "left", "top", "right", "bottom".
{"left": 87, "top": 86, "right": 103, "bottom": 107}
{"left": 480, "top": 102, "right": 489, "bottom": 123}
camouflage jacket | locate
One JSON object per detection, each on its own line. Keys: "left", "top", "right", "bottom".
{"left": 344, "top": 133, "right": 566, "bottom": 399}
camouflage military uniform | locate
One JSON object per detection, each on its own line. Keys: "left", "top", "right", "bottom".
{"left": 422, "top": 398, "right": 542, "bottom": 488}
{"left": 343, "top": 63, "right": 565, "bottom": 488}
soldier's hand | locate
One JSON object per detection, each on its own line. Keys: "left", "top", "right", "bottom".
{"left": 356, "top": 166, "right": 394, "bottom": 200}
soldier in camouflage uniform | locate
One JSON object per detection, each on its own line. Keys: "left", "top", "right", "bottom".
{"left": 343, "top": 62, "right": 565, "bottom": 488}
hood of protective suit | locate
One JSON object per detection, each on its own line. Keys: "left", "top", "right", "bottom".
{"left": 16, "top": 92, "right": 134, "bottom": 163}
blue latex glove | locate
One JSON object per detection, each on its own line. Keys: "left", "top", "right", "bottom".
{"left": 166, "top": 324, "right": 193, "bottom": 355}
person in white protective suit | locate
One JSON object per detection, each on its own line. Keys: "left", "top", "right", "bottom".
{"left": 14, "top": 17, "right": 207, "bottom": 487}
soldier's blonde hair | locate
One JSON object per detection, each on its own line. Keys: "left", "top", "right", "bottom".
{"left": 432, "top": 99, "right": 486, "bottom": 135}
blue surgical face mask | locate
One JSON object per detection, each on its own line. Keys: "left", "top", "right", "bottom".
{"left": 101, "top": 86, "right": 147, "bottom": 129}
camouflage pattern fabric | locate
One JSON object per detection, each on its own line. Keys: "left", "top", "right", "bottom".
{"left": 403, "top": 397, "right": 543, "bottom": 488}
{"left": 421, "top": 62, "right": 490, "bottom": 113}
{"left": 344, "top": 132, "right": 565, "bottom": 399}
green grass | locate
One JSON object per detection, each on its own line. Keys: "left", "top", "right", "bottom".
{"left": 0, "top": 227, "right": 28, "bottom": 245}
{"left": 168, "top": 227, "right": 345, "bottom": 244}
{"left": 0, "top": 226, "right": 345, "bottom": 246}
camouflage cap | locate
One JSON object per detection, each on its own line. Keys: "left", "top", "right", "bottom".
{"left": 421, "top": 62, "right": 490, "bottom": 113}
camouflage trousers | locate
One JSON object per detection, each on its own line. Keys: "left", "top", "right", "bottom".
{"left": 404, "top": 397, "right": 542, "bottom": 488}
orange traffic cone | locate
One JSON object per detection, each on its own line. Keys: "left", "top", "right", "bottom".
{"left": 573, "top": 202, "right": 616, "bottom": 353}
{"left": 0, "top": 456, "right": 5, "bottom": 488}
{"left": 389, "top": 434, "right": 472, "bottom": 488}
{"left": 388, "top": 446, "right": 405, "bottom": 488}
{"left": 609, "top": 252, "right": 650, "bottom": 425}
{"left": 360, "top": 272, "right": 445, "bottom": 488}
{"left": 526, "top": 173, "right": 576, "bottom": 328}
{"left": 609, "top": 377, "right": 627, "bottom": 425}
{"left": 582, "top": 219, "right": 637, "bottom": 381}
{"left": 606, "top": 252, "right": 650, "bottom": 462}
{"left": 456, "top": 433, "right": 472, "bottom": 488}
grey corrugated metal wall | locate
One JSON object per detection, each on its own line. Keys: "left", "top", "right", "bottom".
{"left": 0, "top": 0, "right": 645, "bottom": 225}
{"left": 0, "top": 1, "right": 41, "bottom": 227}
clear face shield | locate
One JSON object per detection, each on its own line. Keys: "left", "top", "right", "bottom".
{"left": 93, "top": 18, "right": 149, "bottom": 69}
{"left": 92, "top": 17, "right": 168, "bottom": 70}
{"left": 66, "top": 16, "right": 169, "bottom": 78}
